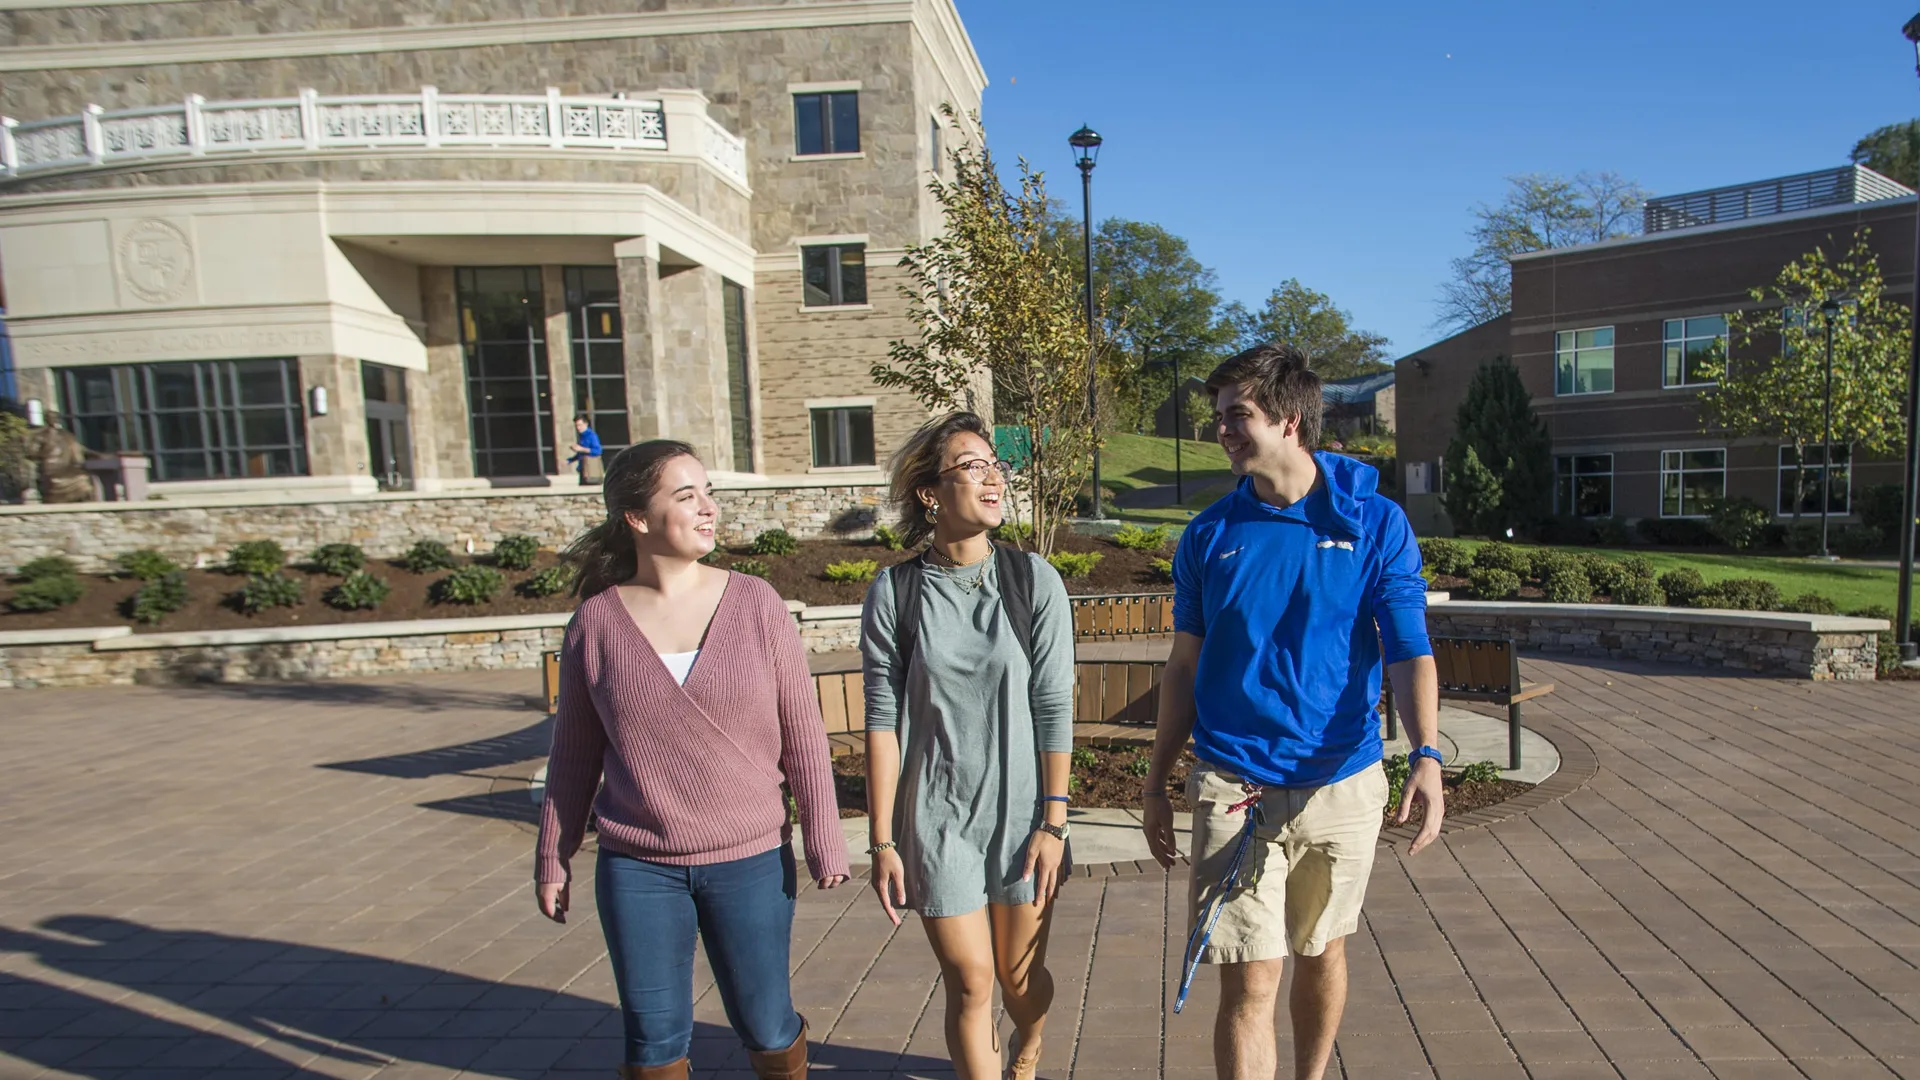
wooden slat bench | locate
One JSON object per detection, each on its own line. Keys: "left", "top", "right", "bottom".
{"left": 1069, "top": 593, "right": 1175, "bottom": 641}
{"left": 1383, "top": 636, "right": 1554, "bottom": 770}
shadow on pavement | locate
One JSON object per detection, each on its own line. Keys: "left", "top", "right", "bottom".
{"left": 0, "top": 915, "right": 950, "bottom": 1077}
{"left": 319, "top": 717, "right": 553, "bottom": 779}
{"left": 187, "top": 678, "right": 542, "bottom": 714}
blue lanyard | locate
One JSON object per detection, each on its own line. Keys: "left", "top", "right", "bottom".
{"left": 1174, "top": 791, "right": 1264, "bottom": 1014}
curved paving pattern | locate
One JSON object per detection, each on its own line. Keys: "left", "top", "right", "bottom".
{"left": 0, "top": 660, "right": 1916, "bottom": 1079}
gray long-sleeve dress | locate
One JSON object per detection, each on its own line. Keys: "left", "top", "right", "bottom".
{"left": 860, "top": 551, "right": 1077, "bottom": 917}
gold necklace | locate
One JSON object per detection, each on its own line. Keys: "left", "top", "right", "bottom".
{"left": 927, "top": 546, "right": 991, "bottom": 594}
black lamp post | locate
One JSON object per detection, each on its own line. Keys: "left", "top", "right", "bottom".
{"left": 1900, "top": 15, "right": 1920, "bottom": 660}
{"left": 1070, "top": 124, "right": 1104, "bottom": 519}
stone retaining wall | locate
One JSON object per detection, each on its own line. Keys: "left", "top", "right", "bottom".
{"left": 0, "top": 481, "right": 888, "bottom": 574}
{"left": 1, "top": 625, "right": 566, "bottom": 690}
{"left": 1426, "top": 602, "right": 1884, "bottom": 681}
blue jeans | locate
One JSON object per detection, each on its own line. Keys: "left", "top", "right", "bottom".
{"left": 595, "top": 844, "right": 803, "bottom": 1067}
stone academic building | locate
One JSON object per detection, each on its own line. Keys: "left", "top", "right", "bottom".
{"left": 0, "top": 0, "right": 984, "bottom": 494}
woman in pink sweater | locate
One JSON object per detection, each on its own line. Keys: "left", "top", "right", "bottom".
{"left": 535, "top": 440, "right": 851, "bottom": 1080}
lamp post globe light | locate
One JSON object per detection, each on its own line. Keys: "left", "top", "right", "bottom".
{"left": 1899, "top": 15, "right": 1920, "bottom": 660}
{"left": 1070, "top": 124, "right": 1104, "bottom": 520}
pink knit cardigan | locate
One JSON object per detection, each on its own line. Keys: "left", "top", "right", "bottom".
{"left": 535, "top": 574, "right": 850, "bottom": 885}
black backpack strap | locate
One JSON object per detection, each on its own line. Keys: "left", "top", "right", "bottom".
{"left": 890, "top": 553, "right": 926, "bottom": 672}
{"left": 994, "top": 543, "right": 1035, "bottom": 664}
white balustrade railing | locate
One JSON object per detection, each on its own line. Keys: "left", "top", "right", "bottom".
{"left": 0, "top": 87, "right": 748, "bottom": 187}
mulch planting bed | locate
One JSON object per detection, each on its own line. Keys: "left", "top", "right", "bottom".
{"left": 707, "top": 531, "right": 1174, "bottom": 608}
{"left": 0, "top": 552, "right": 579, "bottom": 634}
{"left": 826, "top": 742, "right": 1532, "bottom": 830}
{"left": 3, "top": 533, "right": 1176, "bottom": 634}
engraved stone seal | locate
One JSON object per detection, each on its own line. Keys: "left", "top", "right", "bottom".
{"left": 117, "top": 218, "right": 195, "bottom": 304}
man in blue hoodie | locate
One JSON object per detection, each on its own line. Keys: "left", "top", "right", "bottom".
{"left": 1141, "top": 343, "right": 1442, "bottom": 1080}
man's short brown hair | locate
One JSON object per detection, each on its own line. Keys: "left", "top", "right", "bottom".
{"left": 1204, "top": 343, "right": 1323, "bottom": 450}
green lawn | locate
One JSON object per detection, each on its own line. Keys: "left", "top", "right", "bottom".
{"left": 1450, "top": 538, "right": 1902, "bottom": 614}
{"left": 1095, "top": 433, "right": 1235, "bottom": 525}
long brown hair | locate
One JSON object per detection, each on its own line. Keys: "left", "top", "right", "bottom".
{"left": 887, "top": 411, "right": 994, "bottom": 549}
{"left": 566, "top": 439, "right": 699, "bottom": 598}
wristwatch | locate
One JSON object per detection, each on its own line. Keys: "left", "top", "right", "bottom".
{"left": 1036, "top": 821, "right": 1070, "bottom": 842}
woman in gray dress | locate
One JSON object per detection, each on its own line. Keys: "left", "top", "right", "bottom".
{"left": 861, "top": 411, "right": 1076, "bottom": 1080}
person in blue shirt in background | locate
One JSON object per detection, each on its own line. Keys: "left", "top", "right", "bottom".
{"left": 567, "top": 414, "right": 604, "bottom": 484}
{"left": 1140, "top": 343, "right": 1442, "bottom": 1080}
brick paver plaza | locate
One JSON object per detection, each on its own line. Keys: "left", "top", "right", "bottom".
{"left": 4, "top": 659, "right": 1919, "bottom": 1079}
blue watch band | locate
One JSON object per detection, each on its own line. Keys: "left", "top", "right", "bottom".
{"left": 1409, "top": 745, "right": 1445, "bottom": 768}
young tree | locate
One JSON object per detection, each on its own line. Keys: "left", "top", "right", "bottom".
{"left": 1696, "top": 232, "right": 1911, "bottom": 517}
{"left": 1436, "top": 172, "right": 1649, "bottom": 331}
{"left": 1851, "top": 119, "right": 1920, "bottom": 186}
{"left": 1225, "top": 279, "right": 1389, "bottom": 381}
{"left": 1094, "top": 219, "right": 1232, "bottom": 433}
{"left": 1441, "top": 357, "right": 1552, "bottom": 535}
{"left": 874, "top": 109, "right": 1098, "bottom": 556}
{"left": 1185, "top": 387, "right": 1214, "bottom": 443}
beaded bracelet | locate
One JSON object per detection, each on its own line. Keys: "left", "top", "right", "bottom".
{"left": 865, "top": 840, "right": 897, "bottom": 855}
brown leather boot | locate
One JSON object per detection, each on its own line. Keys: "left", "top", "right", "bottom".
{"left": 748, "top": 1016, "right": 809, "bottom": 1079}
{"left": 618, "top": 1060, "right": 688, "bottom": 1080}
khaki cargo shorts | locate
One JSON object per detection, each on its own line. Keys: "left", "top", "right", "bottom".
{"left": 1186, "top": 760, "right": 1387, "bottom": 963}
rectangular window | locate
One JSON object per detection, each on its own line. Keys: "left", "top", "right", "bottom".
{"left": 1663, "top": 315, "right": 1727, "bottom": 388}
{"left": 565, "top": 265, "right": 629, "bottom": 454}
{"left": 793, "top": 91, "right": 860, "bottom": 156}
{"left": 56, "top": 358, "right": 307, "bottom": 482}
{"left": 723, "top": 279, "right": 753, "bottom": 473}
{"left": 801, "top": 244, "right": 867, "bottom": 307}
{"left": 1554, "top": 327, "right": 1615, "bottom": 395}
{"left": 1554, "top": 454, "right": 1614, "bottom": 517}
{"left": 811, "top": 406, "right": 875, "bottom": 467}
{"left": 929, "top": 115, "right": 941, "bottom": 174}
{"left": 1777, "top": 444, "right": 1850, "bottom": 515}
{"left": 1660, "top": 449, "right": 1726, "bottom": 517}
{"left": 458, "top": 265, "right": 554, "bottom": 479}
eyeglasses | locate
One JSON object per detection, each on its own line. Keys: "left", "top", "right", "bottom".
{"left": 940, "top": 458, "right": 1013, "bottom": 485}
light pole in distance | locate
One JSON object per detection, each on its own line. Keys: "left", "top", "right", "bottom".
{"left": 1070, "top": 124, "right": 1104, "bottom": 520}
{"left": 1897, "top": 15, "right": 1920, "bottom": 659}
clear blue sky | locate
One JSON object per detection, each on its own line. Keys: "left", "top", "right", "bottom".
{"left": 960, "top": 0, "right": 1920, "bottom": 357}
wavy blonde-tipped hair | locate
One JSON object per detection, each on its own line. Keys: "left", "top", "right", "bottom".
{"left": 887, "top": 411, "right": 995, "bottom": 549}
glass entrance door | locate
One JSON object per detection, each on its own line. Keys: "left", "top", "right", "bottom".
{"left": 457, "top": 267, "right": 555, "bottom": 478}
{"left": 361, "top": 361, "right": 412, "bottom": 490}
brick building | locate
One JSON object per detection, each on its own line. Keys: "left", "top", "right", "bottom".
{"left": 1397, "top": 165, "right": 1915, "bottom": 537}
{"left": 0, "top": 0, "right": 984, "bottom": 494}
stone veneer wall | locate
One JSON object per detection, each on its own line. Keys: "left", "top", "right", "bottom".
{"left": 0, "top": 483, "right": 886, "bottom": 573}
{"left": 1426, "top": 606, "right": 1882, "bottom": 681}
{"left": 1, "top": 627, "right": 564, "bottom": 690}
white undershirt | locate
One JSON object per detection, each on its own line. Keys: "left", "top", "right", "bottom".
{"left": 658, "top": 650, "right": 700, "bottom": 686}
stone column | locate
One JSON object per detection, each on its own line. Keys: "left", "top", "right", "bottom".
{"left": 616, "top": 246, "right": 665, "bottom": 444}
{"left": 296, "top": 354, "right": 372, "bottom": 484}
{"left": 656, "top": 264, "right": 735, "bottom": 468}
{"left": 415, "top": 266, "right": 474, "bottom": 488}
{"left": 541, "top": 264, "right": 578, "bottom": 483}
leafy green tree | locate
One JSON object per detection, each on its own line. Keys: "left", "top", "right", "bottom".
{"left": 1437, "top": 172, "right": 1649, "bottom": 330}
{"left": 1224, "top": 280, "right": 1389, "bottom": 381}
{"left": 874, "top": 108, "right": 1097, "bottom": 556}
{"left": 1850, "top": 119, "right": 1920, "bottom": 186}
{"left": 1696, "top": 233, "right": 1911, "bottom": 519}
{"left": 1442, "top": 358, "right": 1552, "bottom": 535}
{"left": 1094, "top": 219, "right": 1233, "bottom": 433}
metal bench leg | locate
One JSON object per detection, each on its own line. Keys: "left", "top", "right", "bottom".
{"left": 1508, "top": 702, "right": 1523, "bottom": 771}
{"left": 1383, "top": 684, "right": 1398, "bottom": 741}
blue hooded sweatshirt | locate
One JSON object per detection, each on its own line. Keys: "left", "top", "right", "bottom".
{"left": 1171, "top": 452, "right": 1431, "bottom": 788}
